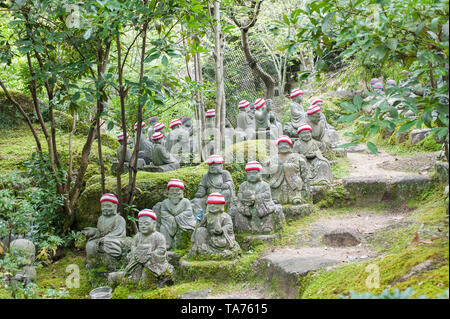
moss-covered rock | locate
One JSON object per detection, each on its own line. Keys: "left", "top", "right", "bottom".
{"left": 75, "top": 165, "right": 208, "bottom": 229}
{"left": 53, "top": 110, "right": 89, "bottom": 136}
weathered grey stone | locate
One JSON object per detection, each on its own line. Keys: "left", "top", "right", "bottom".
{"left": 10, "top": 239, "right": 37, "bottom": 284}
{"left": 282, "top": 204, "right": 314, "bottom": 222}
{"left": 332, "top": 147, "right": 347, "bottom": 158}
{"left": 297, "top": 224, "right": 328, "bottom": 247}
{"left": 260, "top": 254, "right": 338, "bottom": 298}
{"left": 323, "top": 228, "right": 361, "bottom": 247}
{"left": 410, "top": 128, "right": 431, "bottom": 145}
{"left": 434, "top": 161, "right": 449, "bottom": 184}
{"left": 346, "top": 144, "right": 368, "bottom": 153}
{"left": 179, "top": 289, "right": 212, "bottom": 299}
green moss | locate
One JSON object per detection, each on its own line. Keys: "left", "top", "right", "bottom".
{"left": 53, "top": 110, "right": 89, "bottom": 136}
{"left": 315, "top": 184, "right": 354, "bottom": 208}
{"left": 331, "top": 157, "right": 352, "bottom": 179}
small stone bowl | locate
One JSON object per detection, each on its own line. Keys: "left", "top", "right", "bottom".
{"left": 89, "top": 286, "right": 113, "bottom": 299}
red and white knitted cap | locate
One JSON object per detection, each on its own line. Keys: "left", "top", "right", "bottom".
{"left": 100, "top": 193, "right": 118, "bottom": 204}
{"left": 117, "top": 132, "right": 130, "bottom": 141}
{"left": 148, "top": 116, "right": 158, "bottom": 124}
{"left": 206, "top": 193, "right": 226, "bottom": 205}
{"left": 238, "top": 100, "right": 250, "bottom": 109}
{"left": 401, "top": 70, "right": 410, "bottom": 75}
{"left": 254, "top": 98, "right": 266, "bottom": 109}
{"left": 372, "top": 82, "right": 384, "bottom": 89}
{"left": 205, "top": 109, "right": 216, "bottom": 118}
{"left": 307, "top": 105, "right": 321, "bottom": 115}
{"left": 151, "top": 132, "right": 164, "bottom": 141}
{"left": 167, "top": 178, "right": 184, "bottom": 190}
{"left": 297, "top": 123, "right": 313, "bottom": 134}
{"left": 138, "top": 209, "right": 157, "bottom": 220}
{"left": 276, "top": 135, "right": 293, "bottom": 146}
{"left": 290, "top": 89, "right": 303, "bottom": 98}
{"left": 386, "top": 79, "right": 397, "bottom": 86}
{"left": 369, "top": 78, "right": 380, "bottom": 84}
{"left": 245, "top": 161, "right": 262, "bottom": 172}
{"left": 154, "top": 122, "right": 165, "bottom": 132}
{"left": 169, "top": 119, "right": 182, "bottom": 129}
{"left": 310, "top": 98, "right": 323, "bottom": 106}
{"left": 206, "top": 154, "right": 224, "bottom": 165}
{"left": 134, "top": 121, "right": 146, "bottom": 130}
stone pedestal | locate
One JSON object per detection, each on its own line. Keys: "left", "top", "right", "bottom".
{"left": 281, "top": 204, "right": 314, "bottom": 222}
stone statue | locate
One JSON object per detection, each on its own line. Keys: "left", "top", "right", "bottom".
{"left": 166, "top": 119, "right": 190, "bottom": 163}
{"left": 147, "top": 116, "right": 158, "bottom": 141}
{"left": 156, "top": 179, "right": 197, "bottom": 250}
{"left": 267, "top": 99, "right": 283, "bottom": 137}
{"left": 386, "top": 79, "right": 397, "bottom": 88}
{"left": 294, "top": 124, "right": 332, "bottom": 185}
{"left": 306, "top": 103, "right": 332, "bottom": 153}
{"left": 263, "top": 136, "right": 310, "bottom": 204}
{"left": 189, "top": 193, "right": 241, "bottom": 258}
{"left": 229, "top": 162, "right": 284, "bottom": 233}
{"left": 235, "top": 100, "right": 250, "bottom": 141}
{"left": 308, "top": 98, "right": 340, "bottom": 149}
{"left": 180, "top": 116, "right": 193, "bottom": 137}
{"left": 145, "top": 132, "right": 180, "bottom": 172}
{"left": 254, "top": 98, "right": 280, "bottom": 140}
{"left": 135, "top": 121, "right": 153, "bottom": 165}
{"left": 284, "top": 89, "right": 306, "bottom": 138}
{"left": 123, "top": 209, "right": 174, "bottom": 286}
{"left": 82, "top": 194, "right": 131, "bottom": 269}
{"left": 191, "top": 155, "right": 235, "bottom": 216}
{"left": 117, "top": 132, "right": 132, "bottom": 163}
{"left": 204, "top": 109, "right": 217, "bottom": 155}
{"left": 9, "top": 239, "right": 37, "bottom": 284}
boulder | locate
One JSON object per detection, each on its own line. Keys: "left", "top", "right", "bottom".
{"left": 282, "top": 204, "right": 314, "bottom": 222}
{"left": 322, "top": 228, "right": 361, "bottom": 247}
{"left": 434, "top": 161, "right": 449, "bottom": 184}
{"left": 410, "top": 128, "right": 431, "bottom": 145}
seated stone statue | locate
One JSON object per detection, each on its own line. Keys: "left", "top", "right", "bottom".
{"left": 123, "top": 209, "right": 174, "bottom": 286}
{"left": 189, "top": 193, "right": 241, "bottom": 258}
{"left": 112, "top": 132, "right": 145, "bottom": 174}
{"left": 156, "top": 179, "right": 197, "bottom": 250}
{"left": 294, "top": 124, "right": 332, "bottom": 185}
{"left": 9, "top": 239, "right": 37, "bottom": 284}
{"left": 82, "top": 194, "right": 131, "bottom": 269}
{"left": 145, "top": 132, "right": 180, "bottom": 172}
{"left": 284, "top": 89, "right": 307, "bottom": 138}
{"left": 147, "top": 116, "right": 158, "bottom": 141}
{"left": 204, "top": 109, "right": 217, "bottom": 155}
{"left": 263, "top": 136, "right": 310, "bottom": 204}
{"left": 117, "top": 132, "right": 132, "bottom": 162}
{"left": 135, "top": 121, "right": 153, "bottom": 165}
{"left": 166, "top": 119, "right": 190, "bottom": 163}
{"left": 254, "top": 98, "right": 280, "bottom": 140}
{"left": 191, "top": 154, "right": 235, "bottom": 215}
{"left": 229, "top": 161, "right": 284, "bottom": 233}
{"left": 309, "top": 98, "right": 340, "bottom": 149}
{"left": 266, "top": 99, "right": 283, "bottom": 137}
{"left": 306, "top": 103, "right": 332, "bottom": 153}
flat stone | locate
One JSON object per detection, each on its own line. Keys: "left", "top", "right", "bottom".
{"left": 241, "top": 234, "right": 280, "bottom": 250}
{"left": 410, "top": 128, "right": 431, "bottom": 145}
{"left": 323, "top": 228, "right": 361, "bottom": 247}
{"left": 282, "top": 204, "right": 314, "bottom": 222}
{"left": 260, "top": 254, "right": 339, "bottom": 298}
{"left": 332, "top": 147, "right": 347, "bottom": 158}
{"left": 346, "top": 144, "right": 368, "bottom": 153}
{"left": 178, "top": 289, "right": 212, "bottom": 299}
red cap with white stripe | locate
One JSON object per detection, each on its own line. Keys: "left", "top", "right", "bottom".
{"left": 276, "top": 135, "right": 293, "bottom": 146}
{"left": 310, "top": 98, "right": 323, "bottom": 106}
{"left": 245, "top": 161, "right": 262, "bottom": 172}
{"left": 117, "top": 132, "right": 130, "bottom": 141}
{"left": 254, "top": 98, "right": 266, "bottom": 109}
{"left": 100, "top": 193, "right": 118, "bottom": 204}
{"left": 297, "top": 123, "right": 313, "bottom": 134}
{"left": 290, "top": 89, "right": 303, "bottom": 98}
{"left": 138, "top": 209, "right": 157, "bottom": 220}
{"left": 307, "top": 105, "right": 321, "bottom": 115}
{"left": 154, "top": 123, "right": 165, "bottom": 132}
{"left": 206, "top": 154, "right": 224, "bottom": 165}
{"left": 167, "top": 179, "right": 184, "bottom": 190}
{"left": 205, "top": 109, "right": 216, "bottom": 118}
{"left": 206, "top": 193, "right": 226, "bottom": 204}
{"left": 151, "top": 132, "right": 164, "bottom": 141}
{"left": 238, "top": 100, "right": 250, "bottom": 109}
{"left": 134, "top": 121, "right": 146, "bottom": 130}
{"left": 169, "top": 119, "right": 182, "bottom": 129}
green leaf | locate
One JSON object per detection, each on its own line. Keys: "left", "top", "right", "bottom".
{"left": 397, "top": 120, "right": 416, "bottom": 134}
{"left": 161, "top": 55, "right": 168, "bottom": 67}
{"left": 386, "top": 38, "right": 398, "bottom": 52}
{"left": 367, "top": 142, "right": 378, "bottom": 155}
{"left": 373, "top": 45, "right": 388, "bottom": 60}
{"left": 107, "top": 121, "right": 114, "bottom": 131}
{"left": 83, "top": 29, "right": 92, "bottom": 40}
{"left": 353, "top": 95, "right": 363, "bottom": 109}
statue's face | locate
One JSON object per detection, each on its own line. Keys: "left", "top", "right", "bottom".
{"left": 183, "top": 119, "right": 192, "bottom": 128}
{"left": 155, "top": 137, "right": 164, "bottom": 145}
{"left": 308, "top": 111, "right": 321, "bottom": 124}
{"left": 278, "top": 142, "right": 292, "bottom": 154}
{"left": 247, "top": 170, "right": 261, "bottom": 183}
{"left": 208, "top": 163, "right": 223, "bottom": 174}
{"left": 168, "top": 187, "right": 183, "bottom": 204}
{"left": 300, "top": 130, "right": 312, "bottom": 142}
{"left": 207, "top": 203, "right": 224, "bottom": 214}
{"left": 139, "top": 216, "right": 156, "bottom": 235}
{"left": 293, "top": 95, "right": 303, "bottom": 103}
{"left": 101, "top": 201, "right": 117, "bottom": 216}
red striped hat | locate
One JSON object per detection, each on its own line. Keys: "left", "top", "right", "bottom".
{"left": 276, "top": 135, "right": 293, "bottom": 146}
{"left": 134, "top": 121, "right": 146, "bottom": 130}
{"left": 372, "top": 82, "right": 384, "bottom": 89}
{"left": 169, "top": 119, "right": 182, "bottom": 129}
{"left": 180, "top": 116, "right": 190, "bottom": 123}
{"left": 369, "top": 78, "right": 379, "bottom": 84}
{"left": 238, "top": 100, "right": 250, "bottom": 109}
{"left": 206, "top": 193, "right": 226, "bottom": 205}
{"left": 205, "top": 109, "right": 216, "bottom": 118}
{"left": 386, "top": 79, "right": 397, "bottom": 86}
{"left": 245, "top": 161, "right": 262, "bottom": 172}
{"left": 100, "top": 193, "right": 118, "bottom": 204}
{"left": 148, "top": 116, "right": 158, "bottom": 124}
{"left": 138, "top": 209, "right": 157, "bottom": 220}
{"left": 401, "top": 70, "right": 410, "bottom": 75}
{"left": 307, "top": 105, "right": 321, "bottom": 115}
{"left": 206, "top": 154, "right": 224, "bottom": 165}
{"left": 117, "top": 132, "right": 130, "bottom": 141}
{"left": 167, "top": 178, "right": 184, "bottom": 190}
{"left": 254, "top": 98, "right": 266, "bottom": 109}
{"left": 310, "top": 98, "right": 323, "bottom": 106}
{"left": 154, "top": 122, "right": 165, "bottom": 132}
{"left": 297, "top": 123, "right": 313, "bottom": 134}
{"left": 151, "top": 132, "right": 164, "bottom": 141}
{"left": 290, "top": 89, "right": 303, "bottom": 98}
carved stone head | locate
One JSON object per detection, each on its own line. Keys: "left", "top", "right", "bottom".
{"left": 208, "top": 163, "right": 223, "bottom": 175}
{"left": 308, "top": 111, "right": 322, "bottom": 124}
{"left": 278, "top": 141, "right": 292, "bottom": 154}
{"left": 293, "top": 94, "right": 303, "bottom": 104}
{"left": 299, "top": 129, "right": 312, "bottom": 142}
{"left": 138, "top": 216, "right": 157, "bottom": 235}
{"left": 168, "top": 187, "right": 184, "bottom": 205}
{"left": 101, "top": 201, "right": 118, "bottom": 217}
{"left": 247, "top": 170, "right": 261, "bottom": 183}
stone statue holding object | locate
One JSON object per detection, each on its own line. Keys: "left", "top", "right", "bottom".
{"left": 189, "top": 193, "right": 241, "bottom": 258}
{"left": 306, "top": 102, "right": 332, "bottom": 152}
{"left": 146, "top": 132, "right": 180, "bottom": 172}
{"left": 229, "top": 161, "right": 284, "bottom": 233}
{"left": 123, "top": 209, "right": 174, "bottom": 286}
{"left": 254, "top": 98, "right": 280, "bottom": 140}
{"left": 294, "top": 124, "right": 332, "bottom": 185}
{"left": 283, "top": 89, "right": 307, "bottom": 138}
{"left": 156, "top": 179, "right": 197, "bottom": 250}
{"left": 263, "top": 136, "right": 310, "bottom": 205}
{"left": 166, "top": 119, "right": 190, "bottom": 163}
{"left": 82, "top": 194, "right": 131, "bottom": 269}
